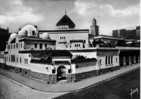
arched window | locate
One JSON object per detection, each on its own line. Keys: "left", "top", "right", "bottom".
{"left": 116, "top": 57, "right": 118, "bottom": 63}
{"left": 99, "top": 59, "right": 102, "bottom": 65}
{"left": 25, "top": 30, "right": 28, "bottom": 36}
{"left": 52, "top": 69, "right": 56, "bottom": 74}
{"left": 35, "top": 43, "right": 37, "bottom": 48}
{"left": 108, "top": 56, "right": 110, "bottom": 64}
{"left": 105, "top": 56, "right": 107, "bottom": 65}
{"left": 45, "top": 44, "right": 47, "bottom": 48}
{"left": 68, "top": 69, "right": 71, "bottom": 73}
{"left": 111, "top": 56, "right": 113, "bottom": 64}
{"left": 32, "top": 31, "right": 35, "bottom": 36}
{"left": 40, "top": 44, "right": 42, "bottom": 49}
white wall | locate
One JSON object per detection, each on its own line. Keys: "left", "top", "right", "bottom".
{"left": 76, "top": 65, "right": 98, "bottom": 73}
{"left": 48, "top": 32, "right": 89, "bottom": 50}
{"left": 24, "top": 41, "right": 55, "bottom": 50}
{"left": 97, "top": 55, "right": 119, "bottom": 69}
{"left": 72, "top": 51, "right": 97, "bottom": 59}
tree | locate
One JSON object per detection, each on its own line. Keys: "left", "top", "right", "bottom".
{"left": 0, "top": 27, "right": 10, "bottom": 51}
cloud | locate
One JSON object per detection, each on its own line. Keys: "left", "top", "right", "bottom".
{"left": 74, "top": 0, "right": 139, "bottom": 17}
{"left": 72, "top": 0, "right": 139, "bottom": 35}
{"left": 102, "top": 4, "right": 139, "bottom": 17}
{"left": 0, "top": 0, "right": 139, "bottom": 35}
{"left": 48, "top": 0, "right": 76, "bottom": 1}
{"left": 21, "top": 0, "right": 75, "bottom": 28}
{"left": 74, "top": 1, "right": 96, "bottom": 16}
{"left": 0, "top": 0, "right": 43, "bottom": 26}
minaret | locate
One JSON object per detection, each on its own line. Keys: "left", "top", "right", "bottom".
{"left": 90, "top": 18, "right": 99, "bottom": 36}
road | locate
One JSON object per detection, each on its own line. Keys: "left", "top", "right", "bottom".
{"left": 0, "top": 75, "right": 66, "bottom": 99}
{"left": 0, "top": 64, "right": 140, "bottom": 99}
{"left": 55, "top": 68, "right": 140, "bottom": 99}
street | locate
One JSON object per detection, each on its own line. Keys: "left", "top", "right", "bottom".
{"left": 55, "top": 68, "right": 140, "bottom": 99}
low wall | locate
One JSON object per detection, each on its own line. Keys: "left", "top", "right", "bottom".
{"left": 0, "top": 64, "right": 76, "bottom": 84}
{"left": 75, "top": 70, "right": 98, "bottom": 82}
{"left": 75, "top": 61, "right": 97, "bottom": 68}
{"left": 75, "top": 66, "right": 121, "bottom": 82}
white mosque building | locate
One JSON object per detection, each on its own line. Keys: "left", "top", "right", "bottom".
{"left": 3, "top": 24, "right": 76, "bottom": 84}
{"left": 39, "top": 14, "right": 99, "bottom": 50}
{"left": 0, "top": 13, "right": 139, "bottom": 84}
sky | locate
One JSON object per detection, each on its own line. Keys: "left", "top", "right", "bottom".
{"left": 0, "top": 0, "right": 140, "bottom": 35}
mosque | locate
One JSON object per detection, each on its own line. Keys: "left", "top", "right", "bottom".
{"left": 0, "top": 13, "right": 139, "bottom": 84}
{"left": 39, "top": 13, "right": 99, "bottom": 50}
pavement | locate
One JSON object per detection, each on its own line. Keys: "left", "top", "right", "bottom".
{"left": 55, "top": 66, "right": 140, "bottom": 99}
{"left": 0, "top": 75, "right": 66, "bottom": 99}
{"left": 0, "top": 64, "right": 139, "bottom": 93}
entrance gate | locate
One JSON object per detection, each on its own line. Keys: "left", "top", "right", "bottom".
{"left": 57, "top": 66, "right": 66, "bottom": 81}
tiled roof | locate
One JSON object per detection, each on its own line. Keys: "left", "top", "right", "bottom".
{"left": 20, "top": 50, "right": 72, "bottom": 57}
{"left": 94, "top": 35, "right": 124, "bottom": 40}
{"left": 56, "top": 15, "right": 75, "bottom": 28}
{"left": 70, "top": 40, "right": 86, "bottom": 43}
{"left": 19, "top": 37, "right": 56, "bottom": 42}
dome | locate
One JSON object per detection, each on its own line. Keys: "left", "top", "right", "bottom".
{"left": 22, "top": 24, "right": 37, "bottom": 31}
{"left": 40, "top": 33, "right": 50, "bottom": 39}
{"left": 8, "top": 33, "right": 17, "bottom": 43}
{"left": 18, "top": 24, "right": 38, "bottom": 37}
{"left": 18, "top": 29, "right": 27, "bottom": 37}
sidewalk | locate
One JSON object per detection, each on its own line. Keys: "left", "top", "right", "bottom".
{"left": 0, "top": 64, "right": 140, "bottom": 93}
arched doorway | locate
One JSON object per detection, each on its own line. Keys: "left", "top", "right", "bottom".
{"left": 57, "top": 66, "right": 67, "bottom": 81}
